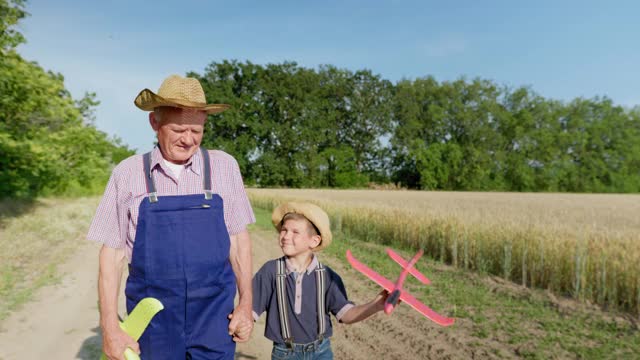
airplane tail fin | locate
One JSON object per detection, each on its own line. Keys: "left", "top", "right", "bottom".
{"left": 386, "top": 248, "right": 431, "bottom": 285}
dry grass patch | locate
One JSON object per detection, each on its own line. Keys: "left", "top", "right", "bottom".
{"left": 0, "top": 196, "right": 100, "bottom": 320}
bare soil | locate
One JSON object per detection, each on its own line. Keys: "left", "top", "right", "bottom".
{"left": 0, "top": 227, "right": 547, "bottom": 360}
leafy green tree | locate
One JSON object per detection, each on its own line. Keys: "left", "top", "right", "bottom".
{"left": 392, "top": 77, "right": 504, "bottom": 190}
{"left": 0, "top": 0, "right": 27, "bottom": 52}
{"left": 0, "top": 0, "right": 134, "bottom": 198}
{"left": 191, "top": 60, "right": 264, "bottom": 179}
{"left": 554, "top": 97, "right": 640, "bottom": 192}
{"left": 192, "top": 58, "right": 639, "bottom": 193}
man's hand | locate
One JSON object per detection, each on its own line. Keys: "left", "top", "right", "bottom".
{"left": 228, "top": 230, "right": 253, "bottom": 343}
{"left": 99, "top": 245, "right": 133, "bottom": 359}
{"left": 102, "top": 325, "right": 140, "bottom": 360}
{"left": 227, "top": 304, "right": 253, "bottom": 342}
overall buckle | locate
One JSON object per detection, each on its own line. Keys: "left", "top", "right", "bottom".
{"left": 284, "top": 338, "right": 294, "bottom": 349}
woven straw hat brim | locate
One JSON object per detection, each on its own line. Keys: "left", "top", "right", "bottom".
{"left": 134, "top": 88, "right": 230, "bottom": 114}
{"left": 272, "top": 202, "right": 332, "bottom": 252}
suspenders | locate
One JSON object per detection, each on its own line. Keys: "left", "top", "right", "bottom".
{"left": 315, "top": 263, "right": 327, "bottom": 338}
{"left": 142, "top": 151, "right": 158, "bottom": 203}
{"left": 275, "top": 259, "right": 292, "bottom": 343}
{"left": 276, "top": 257, "right": 327, "bottom": 347}
{"left": 143, "top": 147, "right": 212, "bottom": 203}
{"left": 201, "top": 147, "right": 213, "bottom": 200}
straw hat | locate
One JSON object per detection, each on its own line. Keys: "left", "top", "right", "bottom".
{"left": 134, "top": 74, "right": 230, "bottom": 114}
{"left": 272, "top": 202, "right": 333, "bottom": 252}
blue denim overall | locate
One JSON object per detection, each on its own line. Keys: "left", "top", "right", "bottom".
{"left": 125, "top": 148, "right": 236, "bottom": 359}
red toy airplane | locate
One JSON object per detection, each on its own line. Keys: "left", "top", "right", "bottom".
{"left": 346, "top": 248, "right": 455, "bottom": 326}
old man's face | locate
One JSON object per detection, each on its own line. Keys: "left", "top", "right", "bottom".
{"left": 149, "top": 107, "right": 207, "bottom": 164}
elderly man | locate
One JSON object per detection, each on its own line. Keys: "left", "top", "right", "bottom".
{"left": 88, "top": 75, "right": 255, "bottom": 360}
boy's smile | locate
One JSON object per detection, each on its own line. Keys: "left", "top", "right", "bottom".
{"left": 278, "top": 218, "right": 321, "bottom": 260}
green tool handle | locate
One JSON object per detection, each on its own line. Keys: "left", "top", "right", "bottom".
{"left": 124, "top": 348, "right": 140, "bottom": 360}
{"left": 99, "top": 347, "right": 138, "bottom": 360}
{"left": 99, "top": 298, "right": 164, "bottom": 360}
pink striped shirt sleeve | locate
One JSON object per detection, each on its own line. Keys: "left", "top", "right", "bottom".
{"left": 87, "top": 161, "right": 130, "bottom": 249}
{"left": 214, "top": 151, "right": 256, "bottom": 235}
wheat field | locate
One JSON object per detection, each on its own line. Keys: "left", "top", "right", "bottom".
{"left": 247, "top": 188, "right": 640, "bottom": 314}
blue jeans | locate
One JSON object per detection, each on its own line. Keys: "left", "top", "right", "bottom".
{"left": 271, "top": 338, "right": 333, "bottom": 360}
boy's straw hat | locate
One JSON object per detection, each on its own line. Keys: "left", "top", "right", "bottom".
{"left": 272, "top": 202, "right": 332, "bottom": 252}
{"left": 134, "top": 74, "right": 230, "bottom": 114}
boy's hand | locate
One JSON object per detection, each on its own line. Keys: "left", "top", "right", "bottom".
{"left": 374, "top": 289, "right": 390, "bottom": 311}
{"left": 228, "top": 305, "right": 253, "bottom": 342}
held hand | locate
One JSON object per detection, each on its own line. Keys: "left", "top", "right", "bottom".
{"left": 227, "top": 305, "right": 254, "bottom": 343}
{"left": 102, "top": 325, "right": 140, "bottom": 360}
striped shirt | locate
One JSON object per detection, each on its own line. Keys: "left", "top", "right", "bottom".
{"left": 87, "top": 146, "right": 255, "bottom": 261}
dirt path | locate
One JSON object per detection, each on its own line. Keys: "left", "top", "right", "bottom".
{"left": 0, "top": 240, "right": 104, "bottom": 360}
{"left": 234, "top": 228, "right": 278, "bottom": 359}
{"left": 0, "top": 232, "right": 275, "bottom": 360}
{"left": 0, "top": 227, "right": 476, "bottom": 360}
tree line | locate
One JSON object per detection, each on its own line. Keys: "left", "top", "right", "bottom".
{"left": 0, "top": 0, "right": 134, "bottom": 198}
{"left": 3, "top": 0, "right": 639, "bottom": 197}
{"left": 193, "top": 61, "right": 640, "bottom": 192}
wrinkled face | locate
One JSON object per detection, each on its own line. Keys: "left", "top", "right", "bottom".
{"left": 149, "top": 107, "right": 207, "bottom": 164}
{"left": 278, "top": 218, "right": 321, "bottom": 257}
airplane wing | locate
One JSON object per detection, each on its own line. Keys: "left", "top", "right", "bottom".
{"left": 386, "top": 248, "right": 431, "bottom": 285}
{"left": 346, "top": 250, "right": 395, "bottom": 292}
{"left": 398, "top": 290, "right": 455, "bottom": 326}
{"left": 347, "top": 249, "right": 454, "bottom": 327}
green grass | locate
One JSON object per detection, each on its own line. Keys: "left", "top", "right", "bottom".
{"left": 251, "top": 205, "right": 640, "bottom": 359}
{"left": 0, "top": 197, "right": 99, "bottom": 321}
{"left": 0, "top": 263, "right": 61, "bottom": 318}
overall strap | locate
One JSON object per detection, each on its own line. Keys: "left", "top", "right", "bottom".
{"left": 200, "top": 147, "right": 213, "bottom": 200}
{"left": 275, "top": 258, "right": 293, "bottom": 346}
{"left": 142, "top": 152, "right": 158, "bottom": 203}
{"left": 315, "top": 262, "right": 327, "bottom": 339}
{"left": 275, "top": 258, "right": 328, "bottom": 346}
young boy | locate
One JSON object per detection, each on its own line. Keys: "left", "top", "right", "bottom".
{"left": 252, "top": 202, "right": 387, "bottom": 359}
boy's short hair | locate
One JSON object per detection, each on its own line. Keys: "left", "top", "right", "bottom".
{"left": 271, "top": 202, "right": 332, "bottom": 251}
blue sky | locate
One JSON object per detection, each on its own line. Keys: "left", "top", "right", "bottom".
{"left": 16, "top": 0, "right": 640, "bottom": 153}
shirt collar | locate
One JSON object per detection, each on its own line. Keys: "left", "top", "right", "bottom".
{"left": 150, "top": 146, "right": 202, "bottom": 176}
{"left": 284, "top": 254, "right": 319, "bottom": 275}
